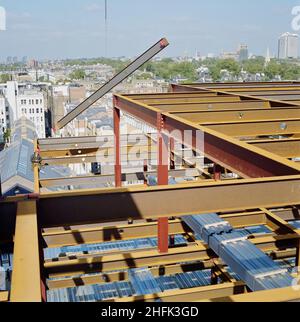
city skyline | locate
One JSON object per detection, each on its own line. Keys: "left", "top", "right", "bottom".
{"left": 0, "top": 0, "right": 299, "bottom": 60}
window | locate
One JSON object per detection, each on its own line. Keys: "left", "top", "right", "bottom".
{"left": 36, "top": 99, "right": 39, "bottom": 104}
{"left": 36, "top": 108, "right": 39, "bottom": 113}
{"left": 40, "top": 99, "right": 42, "bottom": 104}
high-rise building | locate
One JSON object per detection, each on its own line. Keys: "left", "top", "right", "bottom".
{"left": 278, "top": 32, "right": 299, "bottom": 59}
{"left": 238, "top": 44, "right": 249, "bottom": 62}
{"left": 6, "top": 56, "right": 12, "bottom": 65}
{"left": 22, "top": 56, "right": 28, "bottom": 65}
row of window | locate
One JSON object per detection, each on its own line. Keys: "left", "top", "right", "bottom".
{"left": 29, "top": 116, "right": 44, "bottom": 123}
{"left": 21, "top": 108, "right": 44, "bottom": 114}
{"left": 20, "top": 99, "right": 43, "bottom": 105}
{"left": 0, "top": 116, "right": 8, "bottom": 123}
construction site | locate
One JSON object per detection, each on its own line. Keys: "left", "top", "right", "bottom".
{"left": 1, "top": 38, "right": 300, "bottom": 303}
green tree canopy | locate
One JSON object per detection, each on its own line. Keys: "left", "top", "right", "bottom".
{"left": 69, "top": 69, "right": 86, "bottom": 80}
{"left": 0, "top": 74, "right": 12, "bottom": 83}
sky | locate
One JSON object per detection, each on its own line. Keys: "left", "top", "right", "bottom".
{"left": 0, "top": 0, "right": 299, "bottom": 60}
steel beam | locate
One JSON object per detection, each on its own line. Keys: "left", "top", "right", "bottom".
{"left": 154, "top": 101, "right": 270, "bottom": 113}
{"left": 40, "top": 152, "right": 158, "bottom": 165}
{"left": 56, "top": 38, "right": 169, "bottom": 129}
{"left": 139, "top": 96, "right": 241, "bottom": 105}
{"left": 45, "top": 245, "right": 212, "bottom": 278}
{"left": 39, "top": 169, "right": 204, "bottom": 188}
{"left": 36, "top": 176, "right": 300, "bottom": 227}
{"left": 129, "top": 92, "right": 218, "bottom": 100}
{"left": 172, "top": 108, "right": 300, "bottom": 124}
{"left": 114, "top": 106, "right": 121, "bottom": 187}
{"left": 42, "top": 211, "right": 270, "bottom": 248}
{"left": 206, "top": 119, "right": 300, "bottom": 137}
{"left": 107, "top": 282, "right": 246, "bottom": 302}
{"left": 115, "top": 95, "right": 300, "bottom": 177}
{"left": 207, "top": 286, "right": 300, "bottom": 302}
{"left": 156, "top": 112, "right": 170, "bottom": 253}
{"left": 0, "top": 292, "right": 8, "bottom": 302}
{"left": 47, "top": 261, "right": 215, "bottom": 290}
{"left": 42, "top": 219, "right": 185, "bottom": 247}
{"left": 248, "top": 138, "right": 300, "bottom": 158}
{"left": 10, "top": 201, "right": 42, "bottom": 302}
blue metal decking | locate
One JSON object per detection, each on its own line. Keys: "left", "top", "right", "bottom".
{"left": 183, "top": 213, "right": 293, "bottom": 292}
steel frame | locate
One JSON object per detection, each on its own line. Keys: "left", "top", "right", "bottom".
{"left": 2, "top": 82, "right": 300, "bottom": 302}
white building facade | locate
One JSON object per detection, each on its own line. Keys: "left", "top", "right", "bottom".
{"left": 4, "top": 81, "right": 46, "bottom": 138}
{"left": 0, "top": 96, "right": 8, "bottom": 140}
{"left": 278, "top": 32, "right": 299, "bottom": 59}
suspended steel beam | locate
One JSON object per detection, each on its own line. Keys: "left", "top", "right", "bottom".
{"left": 56, "top": 38, "right": 169, "bottom": 129}
{"left": 10, "top": 201, "right": 42, "bottom": 302}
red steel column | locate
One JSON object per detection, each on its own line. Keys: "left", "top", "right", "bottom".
{"left": 157, "top": 113, "right": 169, "bottom": 253}
{"left": 114, "top": 105, "right": 122, "bottom": 188}
{"left": 143, "top": 159, "right": 148, "bottom": 186}
{"left": 157, "top": 113, "right": 169, "bottom": 185}
{"left": 213, "top": 164, "right": 222, "bottom": 181}
{"left": 170, "top": 137, "right": 175, "bottom": 170}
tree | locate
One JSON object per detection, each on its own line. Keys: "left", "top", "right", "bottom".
{"left": 264, "top": 61, "right": 281, "bottom": 80}
{"left": 69, "top": 69, "right": 86, "bottom": 80}
{"left": 0, "top": 74, "right": 11, "bottom": 83}
{"left": 242, "top": 58, "right": 265, "bottom": 75}
{"left": 3, "top": 128, "right": 11, "bottom": 143}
